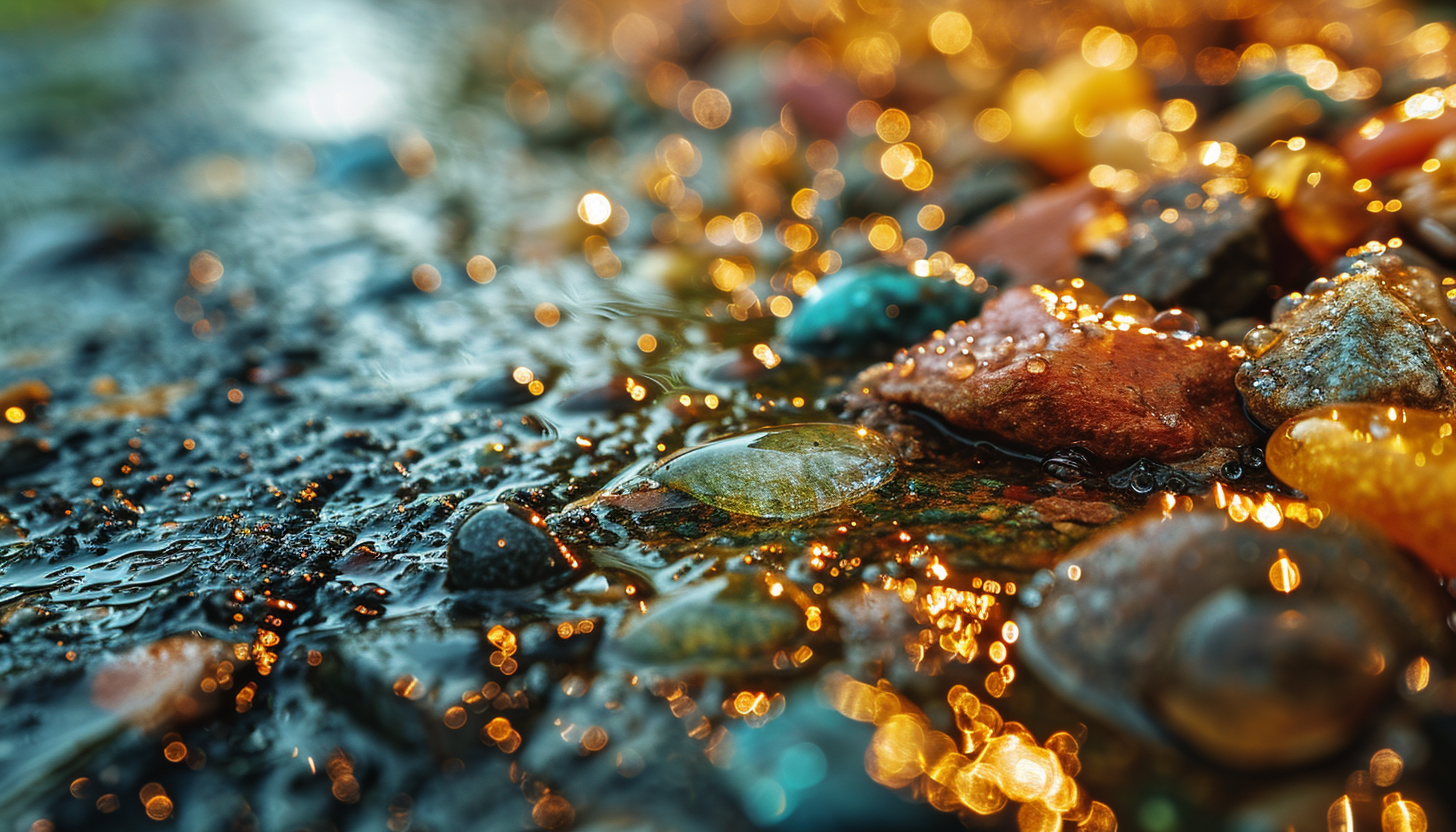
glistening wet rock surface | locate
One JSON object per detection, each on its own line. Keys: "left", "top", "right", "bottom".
{"left": 1016, "top": 507, "right": 1454, "bottom": 770}
{"left": 1235, "top": 244, "right": 1456, "bottom": 428}
{"left": 853, "top": 285, "right": 1258, "bottom": 469}
{"left": 6, "top": 2, "right": 1456, "bottom": 831}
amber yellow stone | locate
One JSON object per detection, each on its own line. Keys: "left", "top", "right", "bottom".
{"left": 1000, "top": 54, "right": 1156, "bottom": 176}
{"left": 1266, "top": 403, "right": 1456, "bottom": 574}
{"left": 1251, "top": 141, "right": 1385, "bottom": 262}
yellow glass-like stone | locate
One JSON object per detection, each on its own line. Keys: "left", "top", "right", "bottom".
{"left": 1251, "top": 141, "right": 1381, "bottom": 262}
{"left": 1266, "top": 403, "right": 1456, "bottom": 574}
{"left": 1000, "top": 55, "right": 1157, "bottom": 176}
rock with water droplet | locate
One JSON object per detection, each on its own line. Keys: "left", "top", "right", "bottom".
{"left": 853, "top": 285, "right": 1257, "bottom": 466}
{"left": 1267, "top": 402, "right": 1456, "bottom": 575}
{"left": 613, "top": 423, "right": 897, "bottom": 520}
{"left": 781, "top": 266, "right": 1003, "bottom": 359}
{"left": 1016, "top": 507, "right": 1451, "bottom": 770}
{"left": 1234, "top": 244, "right": 1456, "bottom": 428}
{"left": 447, "top": 502, "right": 567, "bottom": 590}
{"left": 1078, "top": 180, "right": 1274, "bottom": 320}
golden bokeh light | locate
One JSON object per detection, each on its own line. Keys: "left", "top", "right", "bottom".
{"left": 578, "top": 192, "right": 612, "bottom": 225}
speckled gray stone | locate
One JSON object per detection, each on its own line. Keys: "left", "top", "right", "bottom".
{"left": 1234, "top": 250, "right": 1456, "bottom": 428}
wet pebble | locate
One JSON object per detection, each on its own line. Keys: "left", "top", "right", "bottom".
{"left": 611, "top": 576, "right": 807, "bottom": 671}
{"left": 447, "top": 502, "right": 566, "bottom": 590}
{"left": 1266, "top": 402, "right": 1456, "bottom": 575}
{"left": 1235, "top": 244, "right": 1456, "bottom": 428}
{"left": 555, "top": 375, "right": 662, "bottom": 413}
{"left": 1078, "top": 180, "right": 1273, "bottom": 320}
{"left": 91, "top": 635, "right": 231, "bottom": 731}
{"left": 854, "top": 285, "right": 1256, "bottom": 467}
{"left": 1339, "top": 98, "right": 1456, "bottom": 181}
{"left": 1016, "top": 507, "right": 1451, "bottom": 770}
{"left": 460, "top": 366, "right": 552, "bottom": 408}
{"left": 945, "top": 180, "right": 1113, "bottom": 288}
{"left": 782, "top": 265, "right": 1003, "bottom": 359}
{"left": 637, "top": 423, "right": 898, "bottom": 520}
{"left": 1251, "top": 139, "right": 1388, "bottom": 262}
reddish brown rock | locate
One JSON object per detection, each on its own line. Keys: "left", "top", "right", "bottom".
{"left": 92, "top": 635, "right": 231, "bottom": 731}
{"left": 1339, "top": 102, "right": 1456, "bottom": 181}
{"left": 853, "top": 285, "right": 1257, "bottom": 465}
{"left": 943, "top": 180, "right": 1117, "bottom": 288}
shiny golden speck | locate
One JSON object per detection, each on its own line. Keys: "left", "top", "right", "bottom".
{"left": 974, "top": 108, "right": 1012, "bottom": 143}
{"left": 534, "top": 303, "right": 561, "bottom": 327}
{"left": 1406, "top": 656, "right": 1431, "bottom": 693}
{"left": 928, "top": 11, "right": 973, "bottom": 55}
{"left": 466, "top": 255, "right": 497, "bottom": 283}
{"left": 1269, "top": 551, "right": 1300, "bottom": 593}
{"left": 1371, "top": 748, "right": 1404, "bottom": 787}
{"left": 1382, "top": 798, "right": 1428, "bottom": 832}
{"left": 411, "top": 264, "right": 442, "bottom": 293}
{"left": 691, "top": 88, "right": 732, "bottom": 129}
{"left": 917, "top": 205, "right": 945, "bottom": 231}
{"left": 876, "top": 108, "right": 911, "bottom": 143}
{"left": 3, "top": 406, "right": 23, "bottom": 424}
{"left": 1081, "top": 26, "right": 1136, "bottom": 70}
{"left": 578, "top": 192, "right": 612, "bottom": 225}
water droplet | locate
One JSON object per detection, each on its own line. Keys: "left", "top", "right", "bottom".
{"left": 1152, "top": 308, "right": 1200, "bottom": 336}
{"left": 1272, "top": 292, "right": 1305, "bottom": 320}
{"left": 1100, "top": 294, "right": 1155, "bottom": 326}
{"left": 1242, "top": 326, "right": 1283, "bottom": 358}
{"left": 945, "top": 349, "right": 978, "bottom": 380}
{"left": 1305, "top": 277, "right": 1339, "bottom": 296}
{"left": 1026, "top": 355, "right": 1048, "bottom": 374}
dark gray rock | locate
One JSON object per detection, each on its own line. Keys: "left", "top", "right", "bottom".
{"left": 447, "top": 502, "right": 565, "bottom": 590}
{"left": 1016, "top": 508, "right": 1452, "bottom": 770}
{"left": 1080, "top": 180, "right": 1273, "bottom": 320}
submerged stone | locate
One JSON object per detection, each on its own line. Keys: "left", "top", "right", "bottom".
{"left": 1234, "top": 244, "right": 1456, "bottom": 428}
{"left": 1267, "top": 403, "right": 1456, "bottom": 575}
{"left": 639, "top": 423, "right": 898, "bottom": 520}
{"left": 447, "top": 502, "right": 566, "bottom": 590}
{"left": 854, "top": 285, "right": 1256, "bottom": 466}
{"left": 460, "top": 366, "right": 552, "bottom": 407}
{"left": 782, "top": 266, "right": 1002, "bottom": 359}
{"left": 1016, "top": 507, "right": 1450, "bottom": 770}
{"left": 91, "top": 635, "right": 231, "bottom": 731}
{"left": 610, "top": 576, "right": 807, "bottom": 671}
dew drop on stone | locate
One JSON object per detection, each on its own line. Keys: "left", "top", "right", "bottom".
{"left": 1272, "top": 292, "right": 1305, "bottom": 320}
{"left": 945, "top": 349, "right": 978, "bottom": 380}
{"left": 1151, "top": 308, "right": 1199, "bottom": 336}
{"left": 1101, "top": 294, "right": 1156, "bottom": 325}
{"left": 1242, "top": 326, "right": 1282, "bottom": 358}
{"left": 1026, "top": 355, "right": 1049, "bottom": 374}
